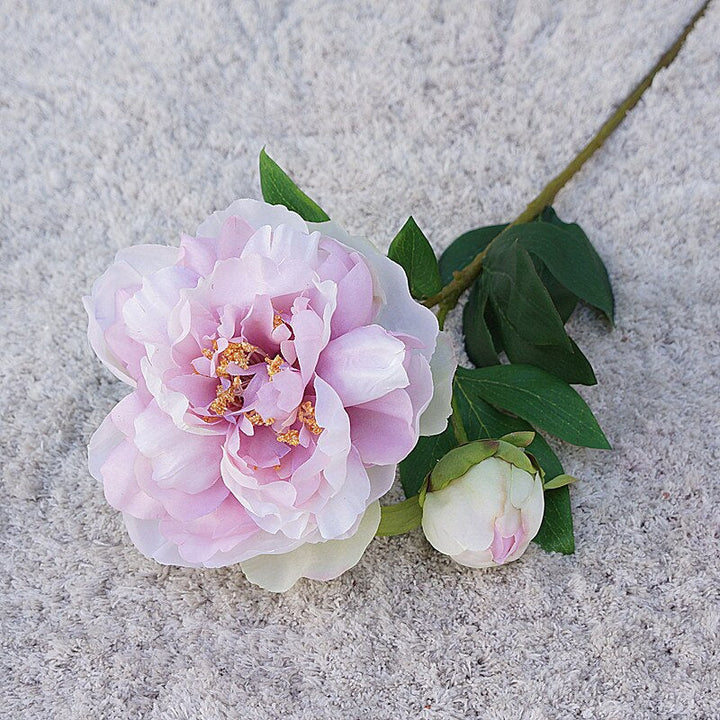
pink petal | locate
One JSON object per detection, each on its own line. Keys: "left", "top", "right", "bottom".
{"left": 133, "top": 401, "right": 223, "bottom": 493}
{"left": 316, "top": 325, "right": 409, "bottom": 407}
{"left": 346, "top": 389, "right": 416, "bottom": 465}
{"left": 330, "top": 254, "right": 375, "bottom": 338}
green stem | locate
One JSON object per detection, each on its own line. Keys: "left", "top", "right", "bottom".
{"left": 422, "top": 0, "right": 711, "bottom": 316}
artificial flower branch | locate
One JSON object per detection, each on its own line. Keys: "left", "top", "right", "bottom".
{"left": 84, "top": 4, "right": 710, "bottom": 589}
{"left": 424, "top": 0, "right": 711, "bottom": 329}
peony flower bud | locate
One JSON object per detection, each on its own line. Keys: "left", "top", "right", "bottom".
{"left": 421, "top": 435, "right": 545, "bottom": 568}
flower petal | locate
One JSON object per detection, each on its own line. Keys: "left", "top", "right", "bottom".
{"left": 316, "top": 325, "right": 409, "bottom": 407}
{"left": 309, "top": 220, "right": 440, "bottom": 360}
{"left": 197, "top": 198, "right": 309, "bottom": 238}
{"left": 133, "top": 401, "right": 224, "bottom": 493}
{"left": 122, "top": 515, "right": 197, "bottom": 567}
{"left": 418, "top": 330, "right": 456, "bottom": 436}
{"left": 122, "top": 265, "right": 198, "bottom": 346}
{"left": 240, "top": 501, "right": 380, "bottom": 592}
{"left": 346, "top": 389, "right": 416, "bottom": 465}
{"left": 314, "top": 449, "right": 371, "bottom": 539}
{"left": 84, "top": 244, "right": 179, "bottom": 385}
{"left": 88, "top": 393, "right": 165, "bottom": 520}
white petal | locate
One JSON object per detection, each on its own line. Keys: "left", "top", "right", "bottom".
{"left": 197, "top": 198, "right": 308, "bottom": 238}
{"left": 87, "top": 407, "right": 124, "bottom": 481}
{"left": 451, "top": 547, "right": 496, "bottom": 568}
{"left": 421, "top": 492, "right": 467, "bottom": 557}
{"left": 122, "top": 515, "right": 198, "bottom": 568}
{"left": 422, "top": 458, "right": 510, "bottom": 554}
{"left": 517, "top": 469, "right": 545, "bottom": 543}
{"left": 122, "top": 265, "right": 197, "bottom": 346}
{"left": 240, "top": 501, "right": 381, "bottom": 592}
{"left": 418, "top": 330, "right": 456, "bottom": 436}
{"left": 508, "top": 467, "right": 535, "bottom": 508}
{"left": 366, "top": 464, "right": 397, "bottom": 503}
{"left": 314, "top": 450, "right": 370, "bottom": 539}
{"left": 85, "top": 245, "right": 179, "bottom": 386}
{"left": 84, "top": 295, "right": 136, "bottom": 386}
{"left": 244, "top": 224, "right": 320, "bottom": 266}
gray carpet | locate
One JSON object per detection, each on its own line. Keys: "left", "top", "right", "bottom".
{"left": 2, "top": 1, "right": 719, "bottom": 718}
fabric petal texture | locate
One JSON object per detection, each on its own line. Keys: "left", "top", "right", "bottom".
{"left": 86, "top": 199, "right": 456, "bottom": 590}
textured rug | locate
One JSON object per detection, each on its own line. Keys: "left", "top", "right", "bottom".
{"left": 2, "top": 1, "right": 718, "bottom": 718}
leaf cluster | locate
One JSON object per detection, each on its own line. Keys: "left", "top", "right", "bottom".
{"left": 257, "top": 150, "right": 613, "bottom": 556}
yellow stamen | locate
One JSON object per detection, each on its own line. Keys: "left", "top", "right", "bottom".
{"left": 209, "top": 376, "right": 243, "bottom": 416}
{"left": 265, "top": 355, "right": 283, "bottom": 378}
{"left": 273, "top": 314, "right": 285, "bottom": 329}
{"left": 202, "top": 339, "right": 219, "bottom": 360}
{"left": 276, "top": 429, "right": 300, "bottom": 446}
{"left": 298, "top": 401, "right": 323, "bottom": 435}
{"left": 216, "top": 341, "right": 256, "bottom": 377}
{"left": 246, "top": 410, "right": 274, "bottom": 426}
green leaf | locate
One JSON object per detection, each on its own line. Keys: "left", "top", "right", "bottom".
{"left": 535, "top": 260, "right": 578, "bottom": 323}
{"left": 535, "top": 486, "right": 575, "bottom": 554}
{"left": 485, "top": 240, "right": 572, "bottom": 350}
{"left": 543, "top": 474, "right": 579, "bottom": 490}
{"left": 509, "top": 213, "right": 614, "bottom": 321}
{"left": 454, "top": 365, "right": 610, "bottom": 449}
{"left": 376, "top": 496, "right": 422, "bottom": 536}
{"left": 499, "top": 431, "right": 535, "bottom": 448}
{"left": 439, "top": 220, "right": 579, "bottom": 323}
{"left": 399, "top": 424, "right": 457, "bottom": 498}
{"left": 462, "top": 276, "right": 500, "bottom": 367}
{"left": 494, "top": 440, "right": 536, "bottom": 474}
{"left": 259, "top": 148, "right": 330, "bottom": 222}
{"left": 387, "top": 217, "right": 442, "bottom": 299}
{"left": 498, "top": 319, "right": 597, "bottom": 386}
{"left": 465, "top": 245, "right": 593, "bottom": 384}
{"left": 453, "top": 375, "right": 561, "bottom": 474}
{"left": 524, "top": 433, "right": 563, "bottom": 479}
{"left": 438, "top": 224, "right": 507, "bottom": 285}
{"left": 451, "top": 376, "right": 574, "bottom": 554}
{"left": 429, "top": 440, "right": 500, "bottom": 491}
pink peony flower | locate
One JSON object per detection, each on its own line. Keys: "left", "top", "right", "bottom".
{"left": 85, "top": 200, "right": 455, "bottom": 591}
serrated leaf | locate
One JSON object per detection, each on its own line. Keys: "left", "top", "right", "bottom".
{"left": 259, "top": 148, "right": 330, "bottom": 222}
{"left": 462, "top": 276, "right": 500, "bottom": 367}
{"left": 455, "top": 365, "right": 610, "bottom": 448}
{"left": 376, "top": 496, "right": 422, "bottom": 536}
{"left": 508, "top": 214, "right": 614, "bottom": 321}
{"left": 438, "top": 224, "right": 507, "bottom": 285}
{"left": 451, "top": 377, "right": 574, "bottom": 554}
{"left": 399, "top": 424, "right": 457, "bottom": 498}
{"left": 387, "top": 217, "right": 442, "bottom": 299}
{"left": 485, "top": 240, "right": 572, "bottom": 350}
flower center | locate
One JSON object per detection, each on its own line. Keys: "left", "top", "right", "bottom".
{"left": 195, "top": 332, "right": 323, "bottom": 446}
